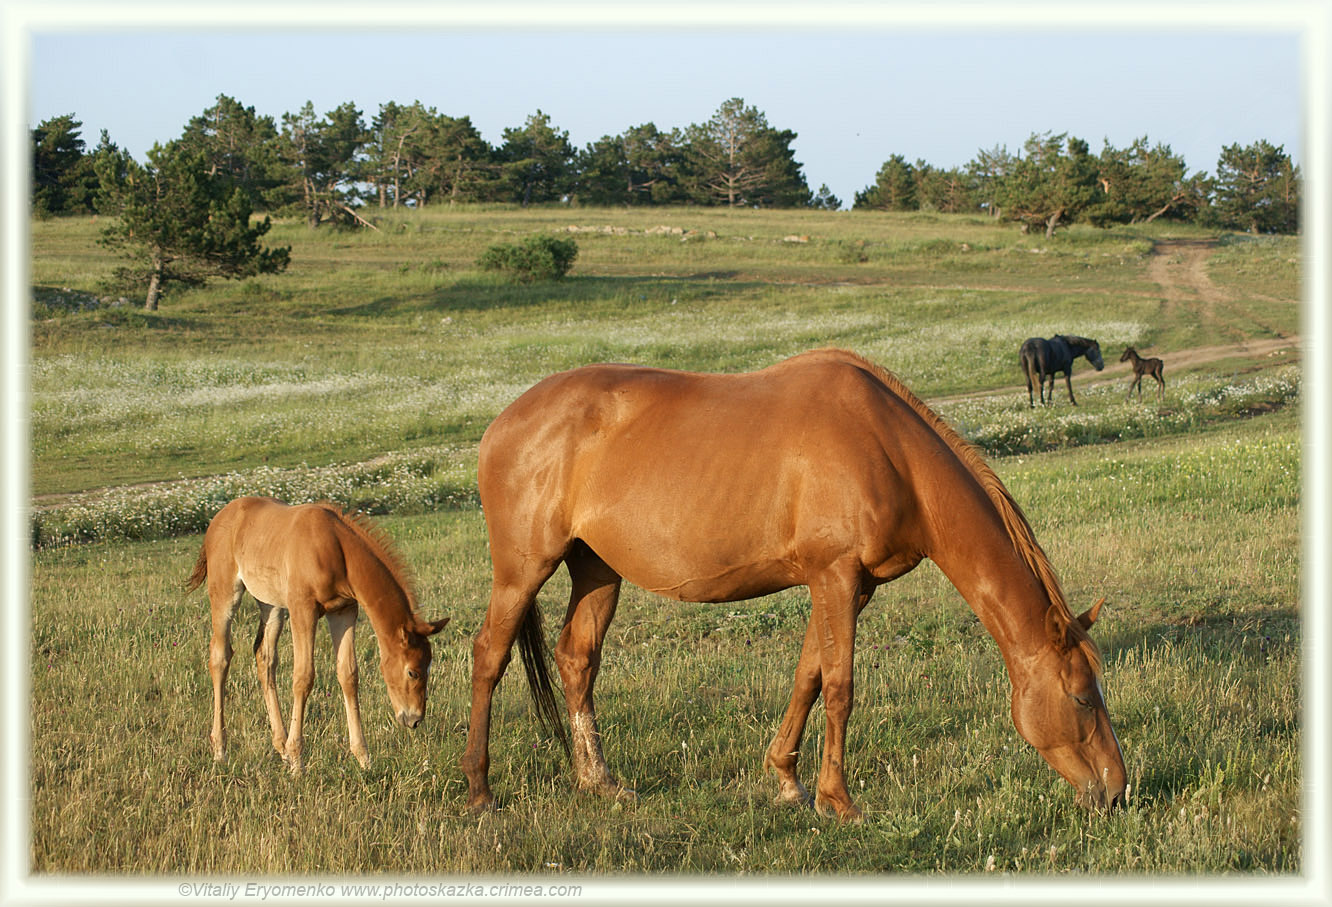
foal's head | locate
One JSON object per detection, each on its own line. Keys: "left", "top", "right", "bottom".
{"left": 1120, "top": 347, "right": 1137, "bottom": 363}
{"left": 379, "top": 615, "right": 450, "bottom": 728}
{"left": 1009, "top": 599, "right": 1127, "bottom": 810}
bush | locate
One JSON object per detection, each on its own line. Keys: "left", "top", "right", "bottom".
{"left": 477, "top": 233, "right": 578, "bottom": 282}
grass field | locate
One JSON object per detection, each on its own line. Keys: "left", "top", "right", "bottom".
{"left": 22, "top": 207, "right": 1305, "bottom": 887}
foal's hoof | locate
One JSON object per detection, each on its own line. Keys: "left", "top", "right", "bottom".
{"left": 465, "top": 792, "right": 498, "bottom": 814}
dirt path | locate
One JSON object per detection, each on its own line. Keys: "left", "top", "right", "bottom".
{"left": 1147, "top": 238, "right": 1229, "bottom": 321}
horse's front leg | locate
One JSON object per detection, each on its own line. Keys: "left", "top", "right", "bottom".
{"left": 283, "top": 601, "right": 319, "bottom": 775}
{"left": 809, "top": 560, "right": 867, "bottom": 823}
{"left": 327, "top": 606, "right": 370, "bottom": 769}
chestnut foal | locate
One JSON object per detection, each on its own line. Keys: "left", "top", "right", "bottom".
{"left": 188, "top": 497, "right": 448, "bottom": 772}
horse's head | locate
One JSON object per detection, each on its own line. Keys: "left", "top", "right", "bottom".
{"left": 1009, "top": 598, "right": 1126, "bottom": 810}
{"left": 379, "top": 615, "right": 450, "bottom": 728}
{"left": 1119, "top": 347, "right": 1135, "bottom": 363}
{"left": 1085, "top": 340, "right": 1105, "bottom": 371}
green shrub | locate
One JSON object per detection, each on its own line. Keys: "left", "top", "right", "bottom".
{"left": 477, "top": 233, "right": 578, "bottom": 282}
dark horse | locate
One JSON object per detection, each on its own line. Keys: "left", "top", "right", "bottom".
{"left": 461, "top": 349, "right": 1126, "bottom": 822}
{"left": 1020, "top": 335, "right": 1105, "bottom": 407}
{"left": 1120, "top": 347, "right": 1165, "bottom": 401}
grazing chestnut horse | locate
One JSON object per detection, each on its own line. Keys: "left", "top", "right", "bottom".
{"left": 462, "top": 349, "right": 1126, "bottom": 821}
{"left": 1120, "top": 347, "right": 1165, "bottom": 401}
{"left": 187, "top": 497, "right": 448, "bottom": 773}
{"left": 1020, "top": 335, "right": 1105, "bottom": 406}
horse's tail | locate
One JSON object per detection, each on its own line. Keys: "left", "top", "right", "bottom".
{"left": 517, "top": 601, "right": 571, "bottom": 759}
{"left": 1019, "top": 345, "right": 1040, "bottom": 399}
{"left": 185, "top": 545, "right": 208, "bottom": 594}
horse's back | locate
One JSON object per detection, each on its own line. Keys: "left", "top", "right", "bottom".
{"left": 479, "top": 351, "right": 930, "bottom": 599}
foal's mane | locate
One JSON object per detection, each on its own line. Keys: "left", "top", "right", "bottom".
{"left": 813, "top": 349, "right": 1103, "bottom": 672}
{"left": 317, "top": 502, "right": 420, "bottom": 612}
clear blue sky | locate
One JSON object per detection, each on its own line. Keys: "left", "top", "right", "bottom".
{"left": 20, "top": 6, "right": 1309, "bottom": 208}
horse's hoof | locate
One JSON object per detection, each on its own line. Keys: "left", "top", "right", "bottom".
{"left": 814, "top": 796, "right": 864, "bottom": 824}
{"left": 773, "top": 779, "right": 814, "bottom": 809}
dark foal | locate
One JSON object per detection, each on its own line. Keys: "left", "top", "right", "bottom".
{"left": 1120, "top": 347, "right": 1165, "bottom": 401}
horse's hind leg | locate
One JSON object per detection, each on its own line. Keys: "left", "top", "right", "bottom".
{"left": 461, "top": 556, "right": 562, "bottom": 812}
{"left": 253, "top": 600, "right": 288, "bottom": 758}
{"left": 327, "top": 606, "right": 370, "bottom": 769}
{"left": 207, "top": 568, "right": 244, "bottom": 761}
{"left": 764, "top": 617, "right": 820, "bottom": 808}
{"left": 556, "top": 543, "right": 632, "bottom": 802}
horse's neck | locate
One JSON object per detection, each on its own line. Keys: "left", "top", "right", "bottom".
{"left": 915, "top": 466, "right": 1054, "bottom": 676}
{"left": 339, "top": 528, "right": 414, "bottom": 638}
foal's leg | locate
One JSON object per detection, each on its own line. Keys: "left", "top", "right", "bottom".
{"left": 253, "top": 600, "right": 288, "bottom": 757}
{"left": 809, "top": 560, "right": 867, "bottom": 823}
{"left": 764, "top": 617, "right": 821, "bottom": 807}
{"left": 461, "top": 558, "right": 562, "bottom": 812}
{"left": 282, "top": 599, "right": 320, "bottom": 775}
{"left": 327, "top": 606, "right": 370, "bottom": 769}
{"left": 207, "top": 570, "right": 244, "bottom": 761}
{"left": 556, "top": 545, "right": 632, "bottom": 801}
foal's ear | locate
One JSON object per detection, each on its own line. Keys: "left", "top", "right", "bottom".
{"left": 1076, "top": 598, "right": 1106, "bottom": 632}
{"left": 414, "top": 616, "right": 450, "bottom": 637}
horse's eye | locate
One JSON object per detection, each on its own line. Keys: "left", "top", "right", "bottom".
{"left": 408, "top": 669, "right": 420, "bottom": 680}
{"left": 1072, "top": 695, "right": 1093, "bottom": 710}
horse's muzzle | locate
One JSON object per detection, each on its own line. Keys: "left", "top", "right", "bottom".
{"left": 1077, "top": 780, "right": 1127, "bottom": 812}
{"left": 398, "top": 709, "right": 423, "bottom": 729}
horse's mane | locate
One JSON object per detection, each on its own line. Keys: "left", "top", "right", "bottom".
{"left": 810, "top": 349, "right": 1103, "bottom": 673}
{"left": 316, "top": 502, "right": 421, "bottom": 613}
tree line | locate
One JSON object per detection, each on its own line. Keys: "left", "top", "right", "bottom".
{"left": 856, "top": 132, "right": 1300, "bottom": 237}
{"left": 32, "top": 95, "right": 814, "bottom": 226}
{"left": 34, "top": 93, "right": 1300, "bottom": 233}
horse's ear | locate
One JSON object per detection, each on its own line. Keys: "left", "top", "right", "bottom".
{"left": 1076, "top": 598, "right": 1106, "bottom": 632}
{"left": 1045, "top": 605, "right": 1074, "bottom": 652}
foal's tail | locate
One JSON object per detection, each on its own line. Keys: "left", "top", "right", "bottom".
{"left": 517, "top": 601, "right": 571, "bottom": 759}
{"left": 185, "top": 546, "right": 208, "bottom": 594}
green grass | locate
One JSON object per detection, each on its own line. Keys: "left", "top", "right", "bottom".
{"left": 24, "top": 206, "right": 1304, "bottom": 879}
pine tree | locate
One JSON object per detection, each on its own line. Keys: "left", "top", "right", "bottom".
{"left": 1213, "top": 140, "right": 1300, "bottom": 234}
{"left": 96, "top": 142, "right": 290, "bottom": 311}
{"left": 497, "top": 111, "right": 575, "bottom": 206}
{"left": 681, "top": 99, "right": 810, "bottom": 208}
